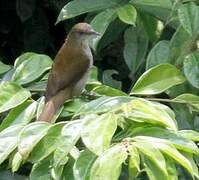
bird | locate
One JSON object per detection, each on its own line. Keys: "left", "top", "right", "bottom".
{"left": 38, "top": 22, "right": 100, "bottom": 122}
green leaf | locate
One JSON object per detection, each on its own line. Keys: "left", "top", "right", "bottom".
{"left": 117, "top": 4, "right": 137, "bottom": 25}
{"left": 169, "top": 26, "right": 193, "bottom": 66}
{"left": 124, "top": 99, "right": 178, "bottom": 131}
{"left": 90, "top": 144, "right": 127, "bottom": 180}
{"left": 102, "top": 70, "right": 122, "bottom": 89}
{"left": 146, "top": 41, "right": 170, "bottom": 69}
{"left": 14, "top": 52, "right": 37, "bottom": 67}
{"left": 123, "top": 26, "right": 148, "bottom": 73}
{"left": 73, "top": 150, "right": 97, "bottom": 180}
{"left": 12, "top": 52, "right": 52, "bottom": 85}
{"left": 133, "top": 140, "right": 168, "bottom": 179}
{"left": 128, "top": 146, "right": 140, "bottom": 178}
{"left": 0, "top": 170, "right": 27, "bottom": 180}
{"left": 140, "top": 13, "right": 160, "bottom": 42}
{"left": 56, "top": 0, "right": 120, "bottom": 24}
{"left": 82, "top": 113, "right": 117, "bottom": 155}
{"left": 131, "top": 0, "right": 172, "bottom": 9}
{"left": 173, "top": 93, "right": 199, "bottom": 111}
{"left": 0, "top": 82, "right": 31, "bottom": 113}
{"left": 53, "top": 121, "right": 82, "bottom": 168}
{"left": 0, "top": 101, "right": 31, "bottom": 131}
{"left": 183, "top": 153, "right": 199, "bottom": 179}
{"left": 131, "top": 64, "right": 186, "bottom": 95}
{"left": 77, "top": 96, "right": 133, "bottom": 115}
{"left": 87, "top": 66, "right": 98, "bottom": 83}
{"left": 165, "top": 158, "right": 178, "bottom": 180}
{"left": 97, "top": 19, "right": 127, "bottom": 51}
{"left": 0, "top": 100, "right": 37, "bottom": 131}
{"left": 36, "top": 96, "right": 45, "bottom": 120}
{"left": 30, "top": 156, "right": 52, "bottom": 180}
{"left": 30, "top": 122, "right": 65, "bottom": 163}
{"left": 12, "top": 152, "right": 23, "bottom": 172}
{"left": 178, "top": 2, "right": 199, "bottom": 35}
{"left": 0, "top": 125, "right": 24, "bottom": 164}
{"left": 180, "top": 130, "right": 199, "bottom": 142}
{"left": 183, "top": 52, "right": 199, "bottom": 89}
{"left": 171, "top": 103, "right": 194, "bottom": 129}
{"left": 144, "top": 156, "right": 168, "bottom": 180}
{"left": 27, "top": 80, "right": 47, "bottom": 92}
{"left": 92, "top": 85, "right": 127, "bottom": 96}
{"left": 0, "top": 61, "right": 11, "bottom": 75}
{"left": 131, "top": 127, "right": 199, "bottom": 155}
{"left": 18, "top": 122, "right": 51, "bottom": 159}
{"left": 90, "top": 9, "right": 116, "bottom": 50}
{"left": 130, "top": 0, "right": 173, "bottom": 28}
{"left": 62, "top": 158, "right": 75, "bottom": 180}
{"left": 134, "top": 136, "right": 195, "bottom": 177}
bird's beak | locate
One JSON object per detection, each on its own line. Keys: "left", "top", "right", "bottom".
{"left": 89, "top": 30, "right": 101, "bottom": 36}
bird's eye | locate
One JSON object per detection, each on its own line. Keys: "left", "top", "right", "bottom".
{"left": 78, "top": 31, "right": 84, "bottom": 35}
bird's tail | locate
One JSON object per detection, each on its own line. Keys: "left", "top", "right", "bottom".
{"left": 38, "top": 88, "right": 71, "bottom": 123}
{"left": 38, "top": 100, "right": 56, "bottom": 122}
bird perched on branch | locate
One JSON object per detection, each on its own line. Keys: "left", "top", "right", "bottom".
{"left": 38, "top": 23, "right": 100, "bottom": 122}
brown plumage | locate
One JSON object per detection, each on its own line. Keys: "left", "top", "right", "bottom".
{"left": 38, "top": 23, "right": 100, "bottom": 122}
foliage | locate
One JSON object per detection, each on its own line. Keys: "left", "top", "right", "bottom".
{"left": 0, "top": 0, "right": 199, "bottom": 179}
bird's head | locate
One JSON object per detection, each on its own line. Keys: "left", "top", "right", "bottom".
{"left": 68, "top": 23, "right": 100, "bottom": 43}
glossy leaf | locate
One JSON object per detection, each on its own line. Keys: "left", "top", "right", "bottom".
{"left": 0, "top": 61, "right": 11, "bottom": 75}
{"left": 128, "top": 146, "right": 140, "bottom": 178}
{"left": 30, "top": 122, "right": 65, "bottom": 163}
{"left": 90, "top": 9, "right": 116, "bottom": 50}
{"left": 12, "top": 52, "right": 52, "bottom": 85}
{"left": 130, "top": 0, "right": 172, "bottom": 9}
{"left": 130, "top": 0, "right": 173, "bottom": 28}
{"left": 173, "top": 93, "right": 199, "bottom": 111}
{"left": 62, "top": 158, "right": 75, "bottom": 180}
{"left": 0, "top": 82, "right": 31, "bottom": 113}
{"left": 81, "top": 113, "right": 117, "bottom": 155}
{"left": 117, "top": 4, "right": 137, "bottom": 25}
{"left": 30, "top": 156, "right": 52, "bottom": 180}
{"left": 183, "top": 52, "right": 199, "bottom": 88}
{"left": 56, "top": 0, "right": 120, "bottom": 24}
{"left": 126, "top": 99, "right": 178, "bottom": 131}
{"left": 169, "top": 26, "right": 192, "bottom": 66}
{"left": 133, "top": 140, "right": 168, "bottom": 179}
{"left": 0, "top": 125, "right": 24, "bottom": 164}
{"left": 77, "top": 96, "right": 133, "bottom": 115}
{"left": 12, "top": 152, "right": 23, "bottom": 172}
{"left": 180, "top": 130, "right": 199, "bottom": 142}
{"left": 165, "top": 158, "right": 178, "bottom": 180}
{"left": 27, "top": 81, "right": 47, "bottom": 92}
{"left": 146, "top": 40, "right": 170, "bottom": 69}
{"left": 53, "top": 121, "right": 82, "bottom": 167}
{"left": 18, "top": 122, "right": 51, "bottom": 159}
{"left": 102, "top": 70, "right": 122, "bottom": 89}
{"left": 0, "top": 100, "right": 37, "bottom": 131}
{"left": 92, "top": 84, "right": 127, "bottom": 96}
{"left": 134, "top": 136, "right": 195, "bottom": 177}
{"left": 131, "top": 127, "right": 199, "bottom": 155}
{"left": 73, "top": 150, "right": 97, "bottom": 180}
{"left": 123, "top": 26, "right": 148, "bottom": 73}
{"left": 36, "top": 96, "right": 45, "bottom": 120}
{"left": 144, "top": 156, "right": 168, "bottom": 180}
{"left": 90, "top": 144, "right": 127, "bottom": 180}
{"left": 178, "top": 2, "right": 199, "bottom": 35}
{"left": 131, "top": 64, "right": 185, "bottom": 95}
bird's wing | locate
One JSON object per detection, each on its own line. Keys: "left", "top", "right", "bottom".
{"left": 45, "top": 48, "right": 91, "bottom": 102}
